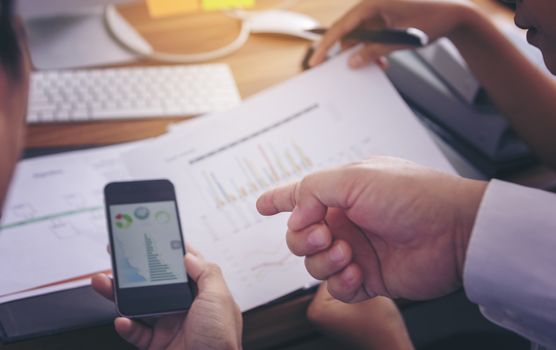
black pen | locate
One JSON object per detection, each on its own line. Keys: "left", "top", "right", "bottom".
{"left": 307, "top": 27, "right": 429, "bottom": 47}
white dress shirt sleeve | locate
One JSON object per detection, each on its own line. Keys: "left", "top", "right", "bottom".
{"left": 463, "top": 179, "right": 556, "bottom": 348}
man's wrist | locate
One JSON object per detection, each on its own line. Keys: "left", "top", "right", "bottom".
{"left": 454, "top": 179, "right": 488, "bottom": 282}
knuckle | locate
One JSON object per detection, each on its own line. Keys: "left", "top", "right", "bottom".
{"left": 299, "top": 171, "right": 319, "bottom": 192}
{"left": 327, "top": 282, "right": 352, "bottom": 303}
{"left": 207, "top": 263, "right": 223, "bottom": 277}
{"left": 304, "top": 257, "right": 326, "bottom": 280}
{"left": 328, "top": 21, "right": 346, "bottom": 37}
{"left": 268, "top": 188, "right": 280, "bottom": 209}
{"left": 285, "top": 231, "right": 304, "bottom": 256}
{"left": 290, "top": 181, "right": 300, "bottom": 208}
{"left": 333, "top": 292, "right": 353, "bottom": 303}
{"left": 298, "top": 175, "right": 311, "bottom": 191}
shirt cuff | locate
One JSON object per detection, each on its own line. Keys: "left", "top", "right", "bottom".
{"left": 463, "top": 179, "right": 556, "bottom": 348}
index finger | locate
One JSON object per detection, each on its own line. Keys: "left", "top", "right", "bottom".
{"left": 256, "top": 182, "right": 299, "bottom": 215}
{"left": 309, "top": 2, "right": 374, "bottom": 66}
{"left": 256, "top": 167, "right": 355, "bottom": 231}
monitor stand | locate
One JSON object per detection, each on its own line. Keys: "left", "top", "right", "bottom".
{"left": 24, "top": 6, "right": 148, "bottom": 70}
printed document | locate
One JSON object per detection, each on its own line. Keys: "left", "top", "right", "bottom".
{"left": 123, "top": 50, "right": 454, "bottom": 310}
{"left": 0, "top": 143, "right": 138, "bottom": 298}
{"left": 0, "top": 49, "right": 453, "bottom": 309}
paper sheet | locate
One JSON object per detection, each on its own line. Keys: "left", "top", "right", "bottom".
{"left": 0, "top": 143, "right": 141, "bottom": 297}
{"left": 124, "top": 49, "right": 454, "bottom": 311}
{"left": 0, "top": 49, "right": 453, "bottom": 308}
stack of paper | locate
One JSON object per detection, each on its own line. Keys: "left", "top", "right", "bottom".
{"left": 0, "top": 49, "right": 453, "bottom": 311}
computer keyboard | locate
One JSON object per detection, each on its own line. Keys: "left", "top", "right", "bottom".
{"left": 27, "top": 64, "right": 241, "bottom": 123}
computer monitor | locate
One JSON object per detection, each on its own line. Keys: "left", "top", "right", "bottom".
{"left": 17, "top": 0, "right": 147, "bottom": 70}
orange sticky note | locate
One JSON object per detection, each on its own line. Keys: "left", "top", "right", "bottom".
{"left": 146, "top": 0, "right": 200, "bottom": 18}
{"left": 201, "top": 0, "right": 255, "bottom": 11}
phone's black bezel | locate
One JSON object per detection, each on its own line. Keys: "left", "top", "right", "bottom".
{"left": 104, "top": 179, "right": 195, "bottom": 317}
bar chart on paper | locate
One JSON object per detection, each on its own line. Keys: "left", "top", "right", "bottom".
{"left": 124, "top": 51, "right": 455, "bottom": 311}
{"left": 196, "top": 140, "right": 313, "bottom": 236}
{"left": 199, "top": 141, "right": 313, "bottom": 208}
{"left": 153, "top": 102, "right": 389, "bottom": 309}
{"left": 186, "top": 103, "right": 381, "bottom": 236}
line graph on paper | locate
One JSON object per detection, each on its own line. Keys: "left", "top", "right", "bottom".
{"left": 250, "top": 253, "right": 295, "bottom": 281}
{"left": 0, "top": 147, "right": 130, "bottom": 234}
{"left": 0, "top": 144, "right": 135, "bottom": 298}
{"left": 217, "top": 243, "right": 306, "bottom": 288}
{"left": 0, "top": 192, "right": 104, "bottom": 236}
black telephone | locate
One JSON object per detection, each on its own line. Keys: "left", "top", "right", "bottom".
{"left": 384, "top": 31, "right": 552, "bottom": 175}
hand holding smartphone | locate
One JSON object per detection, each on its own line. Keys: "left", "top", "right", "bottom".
{"left": 104, "top": 179, "right": 195, "bottom": 317}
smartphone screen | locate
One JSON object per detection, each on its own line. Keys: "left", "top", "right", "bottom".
{"left": 105, "top": 180, "right": 194, "bottom": 317}
{"left": 109, "top": 201, "right": 187, "bottom": 288}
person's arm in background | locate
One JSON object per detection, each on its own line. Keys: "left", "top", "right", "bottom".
{"left": 310, "top": 0, "right": 556, "bottom": 168}
{"left": 307, "top": 283, "right": 415, "bottom": 350}
{"left": 448, "top": 3, "right": 556, "bottom": 168}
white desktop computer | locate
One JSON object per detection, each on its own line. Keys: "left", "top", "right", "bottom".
{"left": 16, "top": 0, "right": 321, "bottom": 70}
{"left": 18, "top": 0, "right": 244, "bottom": 124}
{"left": 17, "top": 0, "right": 148, "bottom": 69}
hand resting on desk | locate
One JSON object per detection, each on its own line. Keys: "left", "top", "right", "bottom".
{"left": 91, "top": 247, "right": 242, "bottom": 350}
{"left": 307, "top": 282, "right": 414, "bottom": 350}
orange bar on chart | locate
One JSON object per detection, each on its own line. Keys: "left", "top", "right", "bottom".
{"left": 146, "top": 0, "right": 200, "bottom": 18}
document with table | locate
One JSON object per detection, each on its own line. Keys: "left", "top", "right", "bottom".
{"left": 0, "top": 49, "right": 454, "bottom": 321}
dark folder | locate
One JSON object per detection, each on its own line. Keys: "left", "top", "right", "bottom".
{"left": 0, "top": 286, "right": 117, "bottom": 342}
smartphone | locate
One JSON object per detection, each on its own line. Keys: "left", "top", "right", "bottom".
{"left": 104, "top": 179, "right": 195, "bottom": 317}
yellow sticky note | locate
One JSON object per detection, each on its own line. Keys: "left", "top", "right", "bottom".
{"left": 201, "top": 0, "right": 255, "bottom": 11}
{"left": 146, "top": 0, "right": 200, "bottom": 18}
